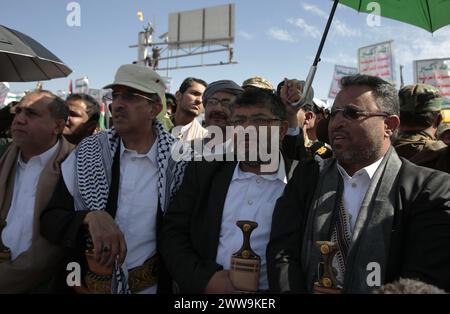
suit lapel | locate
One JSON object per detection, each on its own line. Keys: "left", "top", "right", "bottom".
{"left": 203, "top": 161, "right": 237, "bottom": 259}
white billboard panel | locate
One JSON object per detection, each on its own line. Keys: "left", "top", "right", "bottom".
{"left": 168, "top": 4, "right": 235, "bottom": 49}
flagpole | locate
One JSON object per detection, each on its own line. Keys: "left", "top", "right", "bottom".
{"left": 297, "top": 0, "right": 340, "bottom": 107}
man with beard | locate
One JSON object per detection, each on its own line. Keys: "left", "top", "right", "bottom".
{"left": 63, "top": 93, "right": 100, "bottom": 145}
{"left": 197, "top": 79, "right": 304, "bottom": 160}
{"left": 171, "top": 77, "right": 208, "bottom": 142}
{"left": 267, "top": 74, "right": 450, "bottom": 293}
{"left": 161, "top": 88, "right": 292, "bottom": 293}
{"left": 203, "top": 80, "right": 244, "bottom": 131}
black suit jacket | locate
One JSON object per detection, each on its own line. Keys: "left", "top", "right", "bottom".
{"left": 267, "top": 157, "right": 450, "bottom": 293}
{"left": 160, "top": 155, "right": 292, "bottom": 293}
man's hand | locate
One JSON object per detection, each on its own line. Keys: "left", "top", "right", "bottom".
{"left": 280, "top": 78, "right": 303, "bottom": 128}
{"left": 204, "top": 270, "right": 237, "bottom": 294}
{"left": 83, "top": 211, "right": 127, "bottom": 267}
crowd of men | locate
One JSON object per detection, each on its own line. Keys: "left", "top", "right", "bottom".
{"left": 0, "top": 63, "right": 449, "bottom": 294}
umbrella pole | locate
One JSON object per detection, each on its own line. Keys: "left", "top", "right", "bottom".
{"left": 299, "top": 0, "right": 340, "bottom": 106}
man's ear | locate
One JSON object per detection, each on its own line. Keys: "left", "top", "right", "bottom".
{"left": 304, "top": 111, "right": 315, "bottom": 126}
{"left": 175, "top": 91, "right": 182, "bottom": 105}
{"left": 433, "top": 113, "right": 443, "bottom": 128}
{"left": 384, "top": 115, "right": 400, "bottom": 138}
{"left": 151, "top": 103, "right": 163, "bottom": 119}
{"left": 54, "top": 119, "right": 66, "bottom": 136}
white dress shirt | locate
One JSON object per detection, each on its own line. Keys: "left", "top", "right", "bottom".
{"left": 61, "top": 139, "right": 159, "bottom": 294}
{"left": 336, "top": 157, "right": 384, "bottom": 230}
{"left": 171, "top": 118, "right": 208, "bottom": 142}
{"left": 116, "top": 140, "right": 159, "bottom": 294}
{"left": 216, "top": 156, "right": 287, "bottom": 291}
{"left": 1, "top": 141, "right": 59, "bottom": 260}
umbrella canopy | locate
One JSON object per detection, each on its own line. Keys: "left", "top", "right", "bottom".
{"left": 297, "top": 0, "right": 450, "bottom": 107}
{"left": 0, "top": 25, "right": 72, "bottom": 82}
{"left": 339, "top": 0, "right": 450, "bottom": 33}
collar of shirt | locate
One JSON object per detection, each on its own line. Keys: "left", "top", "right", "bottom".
{"left": 232, "top": 153, "right": 287, "bottom": 184}
{"left": 17, "top": 140, "right": 60, "bottom": 169}
{"left": 337, "top": 156, "right": 384, "bottom": 181}
{"left": 119, "top": 137, "right": 158, "bottom": 165}
{"left": 178, "top": 120, "right": 194, "bottom": 135}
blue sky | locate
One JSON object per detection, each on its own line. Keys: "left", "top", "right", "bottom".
{"left": 2, "top": 0, "right": 450, "bottom": 101}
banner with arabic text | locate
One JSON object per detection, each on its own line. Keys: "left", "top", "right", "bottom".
{"left": 328, "top": 65, "right": 358, "bottom": 99}
{"left": 414, "top": 58, "right": 450, "bottom": 98}
{"left": 358, "top": 41, "right": 395, "bottom": 85}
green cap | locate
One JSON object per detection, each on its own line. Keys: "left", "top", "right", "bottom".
{"left": 437, "top": 122, "right": 450, "bottom": 137}
{"left": 399, "top": 84, "right": 443, "bottom": 113}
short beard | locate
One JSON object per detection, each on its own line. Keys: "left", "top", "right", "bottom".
{"left": 333, "top": 140, "right": 382, "bottom": 166}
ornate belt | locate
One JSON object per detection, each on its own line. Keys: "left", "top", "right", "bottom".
{"left": 79, "top": 254, "right": 158, "bottom": 294}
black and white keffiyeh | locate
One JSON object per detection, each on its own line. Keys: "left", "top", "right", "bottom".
{"left": 73, "top": 120, "right": 186, "bottom": 293}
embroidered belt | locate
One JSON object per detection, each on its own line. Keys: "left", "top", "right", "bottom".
{"left": 77, "top": 254, "right": 158, "bottom": 294}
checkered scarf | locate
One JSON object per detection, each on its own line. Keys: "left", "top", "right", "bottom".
{"left": 72, "top": 120, "right": 186, "bottom": 293}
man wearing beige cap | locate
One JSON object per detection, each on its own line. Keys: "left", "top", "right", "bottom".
{"left": 40, "top": 64, "right": 187, "bottom": 294}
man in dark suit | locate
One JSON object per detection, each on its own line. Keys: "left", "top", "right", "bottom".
{"left": 161, "top": 88, "right": 292, "bottom": 293}
{"left": 267, "top": 74, "right": 450, "bottom": 293}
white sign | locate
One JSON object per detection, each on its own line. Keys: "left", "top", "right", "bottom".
{"left": 358, "top": 41, "right": 395, "bottom": 84}
{"left": 0, "top": 82, "right": 10, "bottom": 107}
{"left": 75, "top": 76, "right": 89, "bottom": 94}
{"left": 414, "top": 58, "right": 450, "bottom": 98}
{"left": 328, "top": 65, "right": 358, "bottom": 99}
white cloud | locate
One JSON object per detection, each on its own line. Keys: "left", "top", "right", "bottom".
{"left": 287, "top": 18, "right": 321, "bottom": 38}
{"left": 267, "top": 27, "right": 297, "bottom": 42}
{"left": 369, "top": 25, "right": 450, "bottom": 66}
{"left": 302, "top": 3, "right": 328, "bottom": 19}
{"left": 321, "top": 53, "right": 358, "bottom": 66}
{"left": 238, "top": 31, "right": 254, "bottom": 40}
{"left": 332, "top": 19, "right": 361, "bottom": 38}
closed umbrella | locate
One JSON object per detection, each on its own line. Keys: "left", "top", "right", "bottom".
{"left": 0, "top": 25, "right": 72, "bottom": 82}
{"left": 298, "top": 0, "right": 450, "bottom": 106}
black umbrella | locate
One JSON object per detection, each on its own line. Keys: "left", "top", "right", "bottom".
{"left": 0, "top": 25, "right": 72, "bottom": 82}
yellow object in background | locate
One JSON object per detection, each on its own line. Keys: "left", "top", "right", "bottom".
{"left": 442, "top": 109, "right": 450, "bottom": 123}
{"left": 137, "top": 11, "right": 144, "bottom": 22}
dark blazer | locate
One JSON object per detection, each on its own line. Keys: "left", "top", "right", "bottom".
{"left": 160, "top": 155, "right": 292, "bottom": 293}
{"left": 267, "top": 156, "right": 450, "bottom": 293}
{"left": 39, "top": 150, "right": 172, "bottom": 294}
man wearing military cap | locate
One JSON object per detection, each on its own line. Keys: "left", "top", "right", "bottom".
{"left": 242, "top": 76, "right": 274, "bottom": 92}
{"left": 394, "top": 84, "right": 447, "bottom": 166}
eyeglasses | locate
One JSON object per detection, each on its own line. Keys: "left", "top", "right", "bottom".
{"left": 104, "top": 91, "right": 155, "bottom": 103}
{"left": 229, "top": 116, "right": 281, "bottom": 126}
{"left": 207, "top": 97, "right": 232, "bottom": 107}
{"left": 329, "top": 107, "right": 390, "bottom": 120}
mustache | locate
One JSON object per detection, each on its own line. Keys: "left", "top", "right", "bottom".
{"left": 208, "top": 111, "right": 228, "bottom": 120}
{"left": 329, "top": 127, "right": 350, "bottom": 137}
{"left": 114, "top": 108, "right": 128, "bottom": 117}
